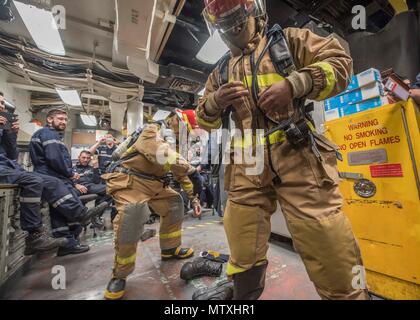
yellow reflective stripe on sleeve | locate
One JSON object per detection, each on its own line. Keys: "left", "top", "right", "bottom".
{"left": 160, "top": 230, "right": 182, "bottom": 239}
{"left": 310, "top": 62, "right": 336, "bottom": 100}
{"left": 197, "top": 115, "right": 222, "bottom": 130}
{"left": 116, "top": 253, "right": 136, "bottom": 266}
{"left": 243, "top": 73, "right": 285, "bottom": 89}
{"left": 182, "top": 182, "right": 193, "bottom": 191}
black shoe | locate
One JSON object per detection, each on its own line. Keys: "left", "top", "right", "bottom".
{"left": 24, "top": 229, "right": 68, "bottom": 256}
{"left": 57, "top": 243, "right": 90, "bottom": 257}
{"left": 79, "top": 202, "right": 109, "bottom": 227}
{"left": 180, "top": 257, "right": 222, "bottom": 281}
{"left": 161, "top": 247, "right": 194, "bottom": 260}
{"left": 192, "top": 280, "right": 234, "bottom": 300}
{"left": 104, "top": 278, "right": 126, "bottom": 300}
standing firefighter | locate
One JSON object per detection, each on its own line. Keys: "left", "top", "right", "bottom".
{"left": 103, "top": 110, "right": 203, "bottom": 300}
{"left": 196, "top": 0, "right": 369, "bottom": 300}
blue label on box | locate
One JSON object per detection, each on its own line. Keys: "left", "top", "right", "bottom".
{"left": 325, "top": 81, "right": 384, "bottom": 110}
{"left": 324, "top": 96, "right": 387, "bottom": 121}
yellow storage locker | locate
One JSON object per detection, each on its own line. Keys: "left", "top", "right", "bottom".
{"left": 324, "top": 99, "right": 420, "bottom": 300}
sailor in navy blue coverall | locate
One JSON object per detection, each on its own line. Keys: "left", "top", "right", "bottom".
{"left": 73, "top": 150, "right": 115, "bottom": 221}
{"left": 0, "top": 93, "right": 67, "bottom": 255}
{"left": 29, "top": 109, "right": 107, "bottom": 256}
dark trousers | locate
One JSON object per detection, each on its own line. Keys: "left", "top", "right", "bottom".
{"left": 199, "top": 172, "right": 215, "bottom": 208}
{"left": 35, "top": 173, "right": 86, "bottom": 247}
{"left": 76, "top": 182, "right": 116, "bottom": 220}
{"left": 0, "top": 164, "right": 43, "bottom": 232}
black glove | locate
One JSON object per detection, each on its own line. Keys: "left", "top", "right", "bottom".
{"left": 188, "top": 170, "right": 203, "bottom": 196}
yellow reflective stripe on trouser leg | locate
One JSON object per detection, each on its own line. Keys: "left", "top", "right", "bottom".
{"left": 310, "top": 62, "right": 336, "bottom": 100}
{"left": 243, "top": 73, "right": 285, "bottom": 88}
{"left": 226, "top": 257, "right": 268, "bottom": 277}
{"left": 160, "top": 230, "right": 182, "bottom": 239}
{"left": 227, "top": 262, "right": 247, "bottom": 276}
{"left": 116, "top": 253, "right": 137, "bottom": 266}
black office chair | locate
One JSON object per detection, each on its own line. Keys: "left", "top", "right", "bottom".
{"left": 79, "top": 194, "right": 105, "bottom": 238}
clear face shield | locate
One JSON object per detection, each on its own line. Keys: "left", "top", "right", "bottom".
{"left": 203, "top": 0, "right": 266, "bottom": 35}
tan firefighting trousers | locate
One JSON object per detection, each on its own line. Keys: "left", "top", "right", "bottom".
{"left": 223, "top": 134, "right": 369, "bottom": 300}
{"left": 105, "top": 173, "right": 185, "bottom": 279}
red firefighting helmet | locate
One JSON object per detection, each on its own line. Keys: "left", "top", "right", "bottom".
{"left": 203, "top": 0, "right": 266, "bottom": 34}
{"left": 174, "top": 109, "right": 200, "bottom": 133}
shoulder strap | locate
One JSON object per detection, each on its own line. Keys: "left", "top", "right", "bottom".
{"left": 267, "top": 24, "right": 295, "bottom": 77}
{"left": 217, "top": 52, "right": 231, "bottom": 86}
{"left": 268, "top": 24, "right": 308, "bottom": 119}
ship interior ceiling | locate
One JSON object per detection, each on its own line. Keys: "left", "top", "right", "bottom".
{"left": 0, "top": 0, "right": 411, "bottom": 117}
{"left": 0, "top": 0, "right": 420, "bottom": 303}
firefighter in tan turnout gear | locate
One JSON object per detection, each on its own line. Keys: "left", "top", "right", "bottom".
{"left": 196, "top": 0, "right": 369, "bottom": 300}
{"left": 103, "top": 110, "right": 203, "bottom": 300}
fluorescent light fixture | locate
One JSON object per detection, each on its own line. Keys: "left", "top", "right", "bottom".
{"left": 80, "top": 114, "right": 97, "bottom": 127}
{"left": 56, "top": 89, "right": 82, "bottom": 106}
{"left": 13, "top": 1, "right": 65, "bottom": 55}
{"left": 196, "top": 31, "right": 228, "bottom": 65}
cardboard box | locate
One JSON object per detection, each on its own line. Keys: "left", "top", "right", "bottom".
{"left": 325, "top": 81, "right": 385, "bottom": 110}
{"left": 345, "top": 68, "right": 382, "bottom": 93}
{"left": 325, "top": 96, "right": 389, "bottom": 121}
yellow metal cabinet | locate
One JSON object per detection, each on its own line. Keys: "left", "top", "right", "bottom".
{"left": 325, "top": 99, "right": 420, "bottom": 300}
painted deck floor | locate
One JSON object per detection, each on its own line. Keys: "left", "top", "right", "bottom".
{"left": 2, "top": 211, "right": 320, "bottom": 300}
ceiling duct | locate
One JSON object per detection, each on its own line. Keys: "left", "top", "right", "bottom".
{"left": 115, "top": 0, "right": 181, "bottom": 84}
{"left": 113, "top": 0, "right": 208, "bottom": 103}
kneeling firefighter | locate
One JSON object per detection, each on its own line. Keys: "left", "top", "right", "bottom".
{"left": 103, "top": 110, "right": 203, "bottom": 300}
{"left": 196, "top": 0, "right": 369, "bottom": 300}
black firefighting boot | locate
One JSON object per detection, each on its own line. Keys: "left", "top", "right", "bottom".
{"left": 24, "top": 228, "right": 68, "bottom": 256}
{"left": 104, "top": 277, "right": 126, "bottom": 300}
{"left": 180, "top": 257, "right": 223, "bottom": 281}
{"left": 232, "top": 262, "right": 268, "bottom": 300}
{"left": 161, "top": 246, "right": 194, "bottom": 260}
{"left": 192, "top": 280, "right": 234, "bottom": 300}
{"left": 79, "top": 202, "right": 109, "bottom": 227}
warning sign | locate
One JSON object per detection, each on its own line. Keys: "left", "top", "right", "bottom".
{"left": 370, "top": 164, "right": 403, "bottom": 178}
